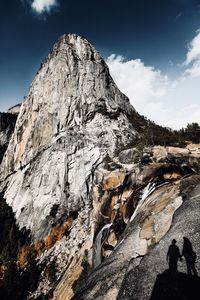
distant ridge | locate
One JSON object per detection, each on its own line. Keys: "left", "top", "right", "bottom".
{"left": 7, "top": 103, "right": 21, "bottom": 115}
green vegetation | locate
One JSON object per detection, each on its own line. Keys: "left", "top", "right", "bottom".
{"left": 129, "top": 111, "right": 200, "bottom": 147}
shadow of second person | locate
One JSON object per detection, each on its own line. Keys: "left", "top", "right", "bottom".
{"left": 150, "top": 269, "right": 200, "bottom": 300}
{"left": 182, "top": 237, "right": 198, "bottom": 277}
{"left": 166, "top": 239, "right": 182, "bottom": 273}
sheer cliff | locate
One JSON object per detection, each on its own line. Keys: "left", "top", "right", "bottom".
{"left": 0, "top": 34, "right": 138, "bottom": 299}
{"left": 0, "top": 34, "right": 200, "bottom": 300}
{"left": 0, "top": 34, "right": 138, "bottom": 240}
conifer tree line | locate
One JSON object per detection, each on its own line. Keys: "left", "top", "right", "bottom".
{"left": 129, "top": 111, "right": 200, "bottom": 147}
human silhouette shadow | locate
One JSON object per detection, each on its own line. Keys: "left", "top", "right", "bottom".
{"left": 182, "top": 237, "right": 198, "bottom": 277}
{"left": 166, "top": 239, "right": 182, "bottom": 272}
{"left": 150, "top": 269, "right": 200, "bottom": 300}
{"left": 150, "top": 238, "right": 199, "bottom": 300}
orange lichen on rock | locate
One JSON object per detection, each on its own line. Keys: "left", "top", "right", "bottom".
{"left": 44, "top": 235, "right": 54, "bottom": 250}
{"left": 18, "top": 245, "right": 35, "bottom": 268}
{"left": 51, "top": 225, "right": 65, "bottom": 242}
{"left": 43, "top": 217, "right": 74, "bottom": 251}
{"left": 103, "top": 171, "right": 126, "bottom": 190}
{"left": 35, "top": 240, "right": 46, "bottom": 255}
{"left": 17, "top": 217, "right": 74, "bottom": 269}
{"left": 163, "top": 172, "right": 182, "bottom": 180}
{"left": 110, "top": 194, "right": 119, "bottom": 222}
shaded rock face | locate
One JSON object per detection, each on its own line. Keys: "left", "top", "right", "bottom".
{"left": 0, "top": 193, "right": 30, "bottom": 263}
{"left": 0, "top": 113, "right": 17, "bottom": 163}
{"left": 0, "top": 194, "right": 40, "bottom": 300}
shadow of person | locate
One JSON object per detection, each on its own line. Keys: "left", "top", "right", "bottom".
{"left": 182, "top": 237, "right": 198, "bottom": 277}
{"left": 166, "top": 239, "right": 182, "bottom": 273}
{"left": 150, "top": 269, "right": 200, "bottom": 300}
{"left": 150, "top": 238, "right": 199, "bottom": 300}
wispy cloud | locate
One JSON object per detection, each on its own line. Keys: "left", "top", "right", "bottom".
{"left": 184, "top": 31, "right": 200, "bottom": 65}
{"left": 107, "top": 54, "right": 170, "bottom": 109}
{"left": 29, "top": 0, "right": 59, "bottom": 15}
{"left": 183, "top": 30, "right": 200, "bottom": 77}
{"left": 106, "top": 31, "right": 200, "bottom": 129}
{"left": 174, "top": 12, "right": 183, "bottom": 22}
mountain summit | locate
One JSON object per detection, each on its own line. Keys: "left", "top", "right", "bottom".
{"left": 0, "top": 34, "right": 138, "bottom": 240}
{"left": 0, "top": 35, "right": 200, "bottom": 300}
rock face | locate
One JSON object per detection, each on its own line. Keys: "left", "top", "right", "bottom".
{"left": 0, "top": 34, "right": 137, "bottom": 240}
{"left": 0, "top": 113, "right": 17, "bottom": 163}
{"left": 0, "top": 34, "right": 139, "bottom": 299}
{"left": 0, "top": 34, "right": 200, "bottom": 300}
{"left": 7, "top": 103, "right": 21, "bottom": 115}
{"left": 117, "top": 180, "right": 200, "bottom": 300}
{"left": 72, "top": 147, "right": 200, "bottom": 300}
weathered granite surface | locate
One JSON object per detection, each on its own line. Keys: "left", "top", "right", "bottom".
{"left": 72, "top": 175, "right": 200, "bottom": 300}
{"left": 117, "top": 180, "right": 200, "bottom": 300}
{"left": 0, "top": 34, "right": 137, "bottom": 240}
{"left": 0, "top": 34, "right": 200, "bottom": 300}
{"left": 0, "top": 34, "right": 138, "bottom": 299}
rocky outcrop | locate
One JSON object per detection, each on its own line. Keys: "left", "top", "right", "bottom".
{"left": 117, "top": 177, "right": 200, "bottom": 300}
{"left": 0, "top": 113, "right": 17, "bottom": 163}
{"left": 0, "top": 34, "right": 138, "bottom": 299}
{"left": 72, "top": 147, "right": 200, "bottom": 300}
{"left": 0, "top": 34, "right": 200, "bottom": 300}
{"left": 0, "top": 34, "right": 138, "bottom": 240}
{"left": 7, "top": 104, "right": 21, "bottom": 115}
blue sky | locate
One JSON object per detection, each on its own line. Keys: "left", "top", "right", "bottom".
{"left": 0, "top": 0, "right": 200, "bottom": 128}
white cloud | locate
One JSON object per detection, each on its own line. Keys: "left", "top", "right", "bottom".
{"left": 106, "top": 37, "right": 200, "bottom": 129}
{"left": 107, "top": 55, "right": 170, "bottom": 102}
{"left": 159, "top": 76, "right": 200, "bottom": 128}
{"left": 184, "top": 31, "right": 200, "bottom": 65}
{"left": 31, "top": 0, "right": 58, "bottom": 14}
{"left": 184, "top": 60, "right": 200, "bottom": 78}
{"left": 106, "top": 55, "right": 174, "bottom": 127}
{"left": 183, "top": 31, "right": 200, "bottom": 78}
